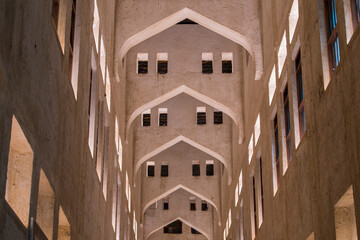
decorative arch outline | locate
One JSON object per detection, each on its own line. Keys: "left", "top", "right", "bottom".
{"left": 117, "top": 7, "right": 263, "bottom": 80}
{"left": 135, "top": 135, "right": 232, "bottom": 184}
{"left": 126, "top": 85, "right": 244, "bottom": 144}
{"left": 146, "top": 216, "right": 211, "bottom": 240}
{"left": 142, "top": 184, "right": 221, "bottom": 226}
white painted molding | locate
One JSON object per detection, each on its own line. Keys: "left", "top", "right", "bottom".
{"left": 135, "top": 135, "right": 232, "bottom": 184}
{"left": 126, "top": 85, "right": 242, "bottom": 144}
{"left": 142, "top": 184, "right": 220, "bottom": 228}
{"left": 117, "top": 7, "right": 263, "bottom": 80}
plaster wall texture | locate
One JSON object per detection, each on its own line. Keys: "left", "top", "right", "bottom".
{"left": 0, "top": 0, "right": 134, "bottom": 239}
{"left": 140, "top": 141, "right": 221, "bottom": 217}
{"left": 125, "top": 25, "right": 243, "bottom": 134}
{"left": 114, "top": 0, "right": 263, "bottom": 79}
{"left": 144, "top": 189, "right": 214, "bottom": 239}
{"left": 222, "top": 1, "right": 360, "bottom": 240}
{"left": 133, "top": 94, "right": 232, "bottom": 177}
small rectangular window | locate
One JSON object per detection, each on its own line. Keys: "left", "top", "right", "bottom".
{"left": 283, "top": 84, "right": 292, "bottom": 164}
{"left": 273, "top": 114, "right": 281, "bottom": 194}
{"left": 161, "top": 164, "right": 168, "bottom": 177}
{"left": 197, "top": 107, "right": 206, "bottom": 125}
{"left": 163, "top": 199, "right": 169, "bottom": 210}
{"left": 58, "top": 207, "right": 71, "bottom": 239}
{"left": 137, "top": 53, "right": 148, "bottom": 74}
{"left": 325, "top": 0, "right": 340, "bottom": 71}
{"left": 142, "top": 109, "right": 151, "bottom": 126}
{"left": 202, "top": 53, "right": 213, "bottom": 74}
{"left": 192, "top": 161, "right": 200, "bottom": 176}
{"left": 277, "top": 32, "right": 287, "bottom": 76}
{"left": 214, "top": 111, "right": 223, "bottom": 124}
{"left": 295, "top": 51, "right": 306, "bottom": 140}
{"left": 206, "top": 160, "right": 214, "bottom": 176}
{"left": 147, "top": 162, "right": 155, "bottom": 177}
{"left": 334, "top": 185, "right": 358, "bottom": 239}
{"left": 251, "top": 176, "right": 257, "bottom": 237}
{"left": 190, "top": 198, "right": 196, "bottom": 211}
{"left": 158, "top": 108, "right": 168, "bottom": 126}
{"left": 353, "top": 0, "right": 360, "bottom": 24}
{"left": 222, "top": 52, "right": 233, "bottom": 73}
{"left": 201, "top": 201, "right": 208, "bottom": 211}
{"left": 157, "top": 53, "right": 168, "bottom": 74}
{"left": 52, "top": 0, "right": 67, "bottom": 52}
{"left": 6, "top": 116, "right": 34, "bottom": 228}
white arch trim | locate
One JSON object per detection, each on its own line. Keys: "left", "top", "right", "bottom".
{"left": 135, "top": 135, "right": 232, "bottom": 184}
{"left": 126, "top": 85, "right": 243, "bottom": 144}
{"left": 142, "top": 184, "right": 220, "bottom": 226}
{"left": 118, "top": 7, "right": 262, "bottom": 80}
{"left": 146, "top": 216, "right": 211, "bottom": 240}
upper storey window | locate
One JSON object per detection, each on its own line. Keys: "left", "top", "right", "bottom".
{"left": 325, "top": 0, "right": 340, "bottom": 71}
{"left": 92, "top": 0, "right": 100, "bottom": 52}
{"left": 142, "top": 109, "right": 151, "bottom": 126}
{"left": 214, "top": 111, "right": 223, "bottom": 124}
{"left": 289, "top": 0, "right": 299, "bottom": 43}
{"left": 197, "top": 107, "right": 206, "bottom": 125}
{"left": 206, "top": 160, "right": 214, "bottom": 176}
{"left": 52, "top": 0, "right": 67, "bottom": 52}
{"left": 157, "top": 53, "right": 168, "bottom": 74}
{"left": 137, "top": 53, "right": 148, "bottom": 74}
{"left": 202, "top": 53, "right": 213, "bottom": 74}
{"left": 295, "top": 51, "right": 306, "bottom": 141}
{"left": 222, "top": 52, "right": 233, "bottom": 73}
{"left": 158, "top": 108, "right": 168, "bottom": 126}
{"left": 277, "top": 32, "right": 287, "bottom": 77}
{"left": 344, "top": 0, "right": 360, "bottom": 42}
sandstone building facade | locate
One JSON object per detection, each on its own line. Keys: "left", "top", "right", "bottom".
{"left": 0, "top": 0, "right": 360, "bottom": 239}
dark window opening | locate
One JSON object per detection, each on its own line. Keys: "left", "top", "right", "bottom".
{"left": 351, "top": 0, "right": 360, "bottom": 28}
{"left": 197, "top": 112, "right": 206, "bottom": 125}
{"left": 191, "top": 228, "right": 201, "bottom": 234}
{"left": 283, "top": 85, "right": 291, "bottom": 162}
{"left": 325, "top": 0, "right": 340, "bottom": 71}
{"left": 222, "top": 60, "right": 232, "bottom": 73}
{"left": 259, "top": 158, "right": 264, "bottom": 219}
{"left": 202, "top": 61, "right": 213, "bottom": 74}
{"left": 147, "top": 165, "right": 154, "bottom": 177}
{"left": 142, "top": 114, "right": 151, "bottom": 126}
{"left": 253, "top": 176, "right": 257, "bottom": 234}
{"left": 192, "top": 164, "right": 200, "bottom": 176}
{"left": 206, "top": 164, "right": 214, "bottom": 176}
{"left": 158, "top": 61, "right": 168, "bottom": 74}
{"left": 52, "top": 0, "right": 60, "bottom": 27}
{"left": 295, "top": 51, "right": 306, "bottom": 139}
{"left": 138, "top": 61, "right": 148, "bottom": 74}
{"left": 214, "top": 111, "right": 223, "bottom": 124}
{"left": 201, "top": 202, "right": 208, "bottom": 211}
{"left": 161, "top": 165, "right": 168, "bottom": 177}
{"left": 177, "top": 18, "right": 198, "bottom": 24}
{"left": 164, "top": 220, "right": 182, "bottom": 234}
{"left": 70, "top": 0, "right": 76, "bottom": 50}
{"left": 190, "top": 202, "right": 196, "bottom": 211}
{"left": 273, "top": 115, "right": 280, "bottom": 187}
{"left": 159, "top": 113, "right": 167, "bottom": 126}
{"left": 163, "top": 202, "right": 169, "bottom": 210}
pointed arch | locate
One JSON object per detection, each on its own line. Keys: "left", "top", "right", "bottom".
{"left": 146, "top": 216, "right": 211, "bottom": 240}
{"left": 118, "top": 7, "right": 263, "bottom": 80}
{"left": 126, "top": 85, "right": 243, "bottom": 144}
{"left": 142, "top": 184, "right": 220, "bottom": 225}
{"left": 135, "top": 135, "right": 232, "bottom": 184}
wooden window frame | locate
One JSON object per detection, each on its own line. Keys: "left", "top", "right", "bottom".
{"left": 273, "top": 115, "right": 281, "bottom": 187}
{"left": 324, "top": 0, "right": 341, "bottom": 72}
{"left": 283, "top": 85, "right": 292, "bottom": 163}
{"left": 295, "top": 51, "right": 306, "bottom": 139}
